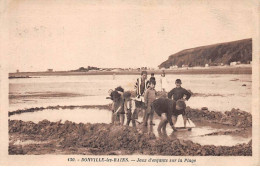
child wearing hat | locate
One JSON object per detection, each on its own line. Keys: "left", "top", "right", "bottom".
{"left": 168, "top": 79, "right": 191, "bottom": 128}
{"left": 123, "top": 91, "right": 137, "bottom": 128}
{"left": 168, "top": 79, "right": 191, "bottom": 101}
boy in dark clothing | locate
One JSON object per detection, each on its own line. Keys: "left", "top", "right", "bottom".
{"left": 152, "top": 98, "right": 188, "bottom": 133}
{"left": 167, "top": 79, "right": 190, "bottom": 128}
{"left": 143, "top": 80, "right": 157, "bottom": 126}
{"left": 167, "top": 79, "right": 191, "bottom": 101}
{"left": 149, "top": 73, "right": 156, "bottom": 83}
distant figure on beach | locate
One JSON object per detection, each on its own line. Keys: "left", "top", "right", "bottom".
{"left": 149, "top": 73, "right": 156, "bottom": 84}
{"left": 168, "top": 79, "right": 191, "bottom": 128}
{"left": 159, "top": 71, "right": 168, "bottom": 97}
{"left": 134, "top": 71, "right": 149, "bottom": 122}
{"left": 147, "top": 73, "right": 156, "bottom": 88}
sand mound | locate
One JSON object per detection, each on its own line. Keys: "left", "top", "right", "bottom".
{"left": 186, "top": 107, "right": 252, "bottom": 128}
{"left": 9, "top": 120, "right": 252, "bottom": 155}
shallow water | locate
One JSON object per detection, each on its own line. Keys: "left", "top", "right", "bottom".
{"left": 9, "top": 108, "right": 251, "bottom": 146}
{"left": 9, "top": 74, "right": 251, "bottom": 112}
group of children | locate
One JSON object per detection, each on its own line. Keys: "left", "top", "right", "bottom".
{"left": 109, "top": 71, "right": 192, "bottom": 133}
{"left": 109, "top": 87, "right": 138, "bottom": 127}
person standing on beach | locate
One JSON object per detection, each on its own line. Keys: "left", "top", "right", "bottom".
{"left": 143, "top": 80, "right": 156, "bottom": 126}
{"left": 167, "top": 79, "right": 191, "bottom": 102}
{"left": 115, "top": 86, "right": 125, "bottom": 125}
{"left": 123, "top": 91, "right": 137, "bottom": 128}
{"left": 134, "top": 71, "right": 149, "bottom": 122}
{"left": 149, "top": 73, "right": 156, "bottom": 84}
{"left": 160, "top": 71, "right": 168, "bottom": 97}
{"left": 167, "top": 79, "right": 191, "bottom": 128}
{"left": 147, "top": 73, "right": 156, "bottom": 88}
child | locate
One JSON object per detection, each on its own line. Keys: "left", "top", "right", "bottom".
{"left": 167, "top": 79, "right": 191, "bottom": 101}
{"left": 123, "top": 91, "right": 137, "bottom": 128}
{"left": 160, "top": 71, "right": 168, "bottom": 98}
{"left": 143, "top": 80, "right": 157, "bottom": 126}
{"left": 150, "top": 73, "right": 155, "bottom": 81}
{"left": 134, "top": 71, "right": 149, "bottom": 122}
{"left": 151, "top": 98, "right": 178, "bottom": 133}
{"left": 111, "top": 90, "right": 125, "bottom": 125}
{"left": 147, "top": 73, "right": 156, "bottom": 88}
{"left": 167, "top": 79, "right": 191, "bottom": 128}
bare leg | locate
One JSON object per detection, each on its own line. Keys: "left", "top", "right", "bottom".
{"left": 172, "top": 115, "right": 177, "bottom": 128}
{"left": 120, "top": 114, "right": 125, "bottom": 125}
{"left": 162, "top": 120, "right": 168, "bottom": 133}
{"left": 111, "top": 112, "right": 114, "bottom": 124}
{"left": 143, "top": 107, "right": 150, "bottom": 126}
{"left": 126, "top": 112, "right": 131, "bottom": 126}
{"left": 182, "top": 110, "right": 187, "bottom": 128}
{"left": 157, "top": 113, "right": 167, "bottom": 133}
{"left": 116, "top": 113, "right": 120, "bottom": 125}
{"left": 142, "top": 108, "right": 146, "bottom": 122}
{"left": 149, "top": 107, "right": 154, "bottom": 125}
{"left": 131, "top": 114, "right": 136, "bottom": 128}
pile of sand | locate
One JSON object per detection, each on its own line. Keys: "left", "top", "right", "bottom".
{"left": 9, "top": 120, "right": 252, "bottom": 155}
{"left": 186, "top": 107, "right": 252, "bottom": 128}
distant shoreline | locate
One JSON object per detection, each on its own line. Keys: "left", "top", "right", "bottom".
{"left": 9, "top": 66, "right": 252, "bottom": 77}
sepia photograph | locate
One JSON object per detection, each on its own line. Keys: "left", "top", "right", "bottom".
{"left": 1, "top": 0, "right": 260, "bottom": 166}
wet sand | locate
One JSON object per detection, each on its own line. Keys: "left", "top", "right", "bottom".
{"left": 8, "top": 105, "right": 252, "bottom": 155}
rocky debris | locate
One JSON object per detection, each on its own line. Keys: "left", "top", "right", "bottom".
{"left": 186, "top": 107, "right": 252, "bottom": 128}
{"left": 242, "top": 84, "right": 246, "bottom": 86}
{"left": 9, "top": 120, "right": 252, "bottom": 156}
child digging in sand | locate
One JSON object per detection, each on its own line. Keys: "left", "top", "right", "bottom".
{"left": 123, "top": 91, "right": 137, "bottom": 128}
{"left": 111, "top": 90, "right": 125, "bottom": 125}
{"left": 151, "top": 98, "right": 178, "bottom": 133}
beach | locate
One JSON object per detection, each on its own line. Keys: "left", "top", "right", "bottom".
{"left": 8, "top": 71, "right": 252, "bottom": 155}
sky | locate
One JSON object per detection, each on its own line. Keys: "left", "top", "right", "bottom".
{"left": 3, "top": 0, "right": 255, "bottom": 72}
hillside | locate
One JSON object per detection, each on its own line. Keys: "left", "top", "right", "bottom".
{"left": 159, "top": 38, "right": 252, "bottom": 68}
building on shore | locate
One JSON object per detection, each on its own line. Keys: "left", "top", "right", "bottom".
{"left": 47, "top": 69, "right": 53, "bottom": 72}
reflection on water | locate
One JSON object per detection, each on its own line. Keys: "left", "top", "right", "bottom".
{"left": 9, "top": 108, "right": 251, "bottom": 146}
{"left": 9, "top": 108, "right": 112, "bottom": 124}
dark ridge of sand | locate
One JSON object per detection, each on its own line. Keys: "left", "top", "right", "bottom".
{"left": 9, "top": 92, "right": 85, "bottom": 99}
{"left": 8, "top": 120, "right": 252, "bottom": 155}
